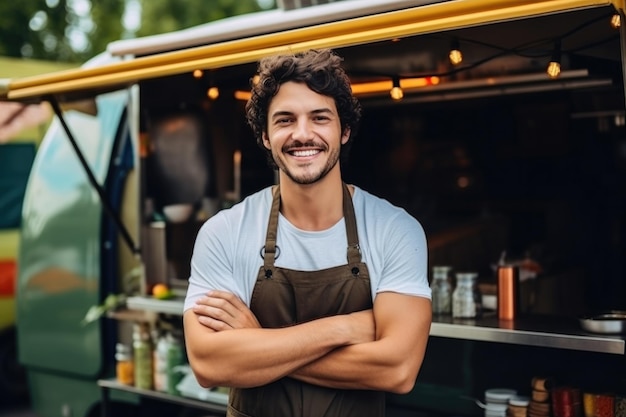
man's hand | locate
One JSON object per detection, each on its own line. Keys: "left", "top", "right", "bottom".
{"left": 192, "top": 290, "right": 261, "bottom": 331}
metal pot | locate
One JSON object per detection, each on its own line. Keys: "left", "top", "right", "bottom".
{"left": 579, "top": 311, "right": 626, "bottom": 334}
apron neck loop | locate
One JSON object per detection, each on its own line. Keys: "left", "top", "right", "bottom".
{"left": 262, "top": 183, "right": 362, "bottom": 268}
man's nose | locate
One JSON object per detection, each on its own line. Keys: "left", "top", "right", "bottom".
{"left": 292, "top": 118, "right": 313, "bottom": 140}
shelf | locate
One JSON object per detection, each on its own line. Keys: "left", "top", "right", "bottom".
{"left": 124, "top": 296, "right": 626, "bottom": 355}
{"left": 431, "top": 313, "right": 626, "bottom": 355}
{"left": 98, "top": 379, "right": 227, "bottom": 414}
{"left": 126, "top": 296, "right": 185, "bottom": 315}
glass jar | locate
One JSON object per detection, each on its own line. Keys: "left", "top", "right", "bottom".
{"left": 115, "top": 343, "right": 134, "bottom": 385}
{"left": 452, "top": 272, "right": 481, "bottom": 318}
{"left": 431, "top": 266, "right": 453, "bottom": 315}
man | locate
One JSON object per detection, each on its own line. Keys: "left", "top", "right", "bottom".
{"left": 183, "top": 48, "right": 431, "bottom": 417}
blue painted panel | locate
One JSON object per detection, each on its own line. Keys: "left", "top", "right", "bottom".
{"left": 17, "top": 90, "right": 129, "bottom": 377}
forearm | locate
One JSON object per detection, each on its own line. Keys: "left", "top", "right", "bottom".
{"left": 184, "top": 310, "right": 362, "bottom": 388}
{"left": 291, "top": 294, "right": 432, "bottom": 394}
{"left": 290, "top": 338, "right": 421, "bottom": 393}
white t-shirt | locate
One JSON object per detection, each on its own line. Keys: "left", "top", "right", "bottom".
{"left": 184, "top": 185, "right": 431, "bottom": 312}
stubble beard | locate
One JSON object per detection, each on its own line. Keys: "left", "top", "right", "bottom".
{"left": 273, "top": 146, "right": 341, "bottom": 185}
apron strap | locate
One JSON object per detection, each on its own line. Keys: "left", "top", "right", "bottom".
{"left": 262, "top": 185, "right": 281, "bottom": 269}
{"left": 262, "top": 183, "right": 362, "bottom": 269}
{"left": 342, "top": 183, "right": 362, "bottom": 265}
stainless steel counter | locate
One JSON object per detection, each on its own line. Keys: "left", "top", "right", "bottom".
{"left": 125, "top": 296, "right": 626, "bottom": 355}
{"left": 98, "top": 378, "right": 227, "bottom": 416}
{"left": 431, "top": 313, "right": 625, "bottom": 355}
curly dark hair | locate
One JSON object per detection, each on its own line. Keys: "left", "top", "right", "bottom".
{"left": 245, "top": 49, "right": 362, "bottom": 169}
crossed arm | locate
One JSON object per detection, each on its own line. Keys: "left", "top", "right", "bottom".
{"left": 183, "top": 290, "right": 431, "bottom": 394}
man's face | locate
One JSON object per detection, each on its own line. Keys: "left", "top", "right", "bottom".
{"left": 263, "top": 81, "right": 349, "bottom": 185}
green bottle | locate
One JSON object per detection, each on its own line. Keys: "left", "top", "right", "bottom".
{"left": 166, "top": 332, "right": 185, "bottom": 395}
{"left": 133, "top": 323, "right": 153, "bottom": 390}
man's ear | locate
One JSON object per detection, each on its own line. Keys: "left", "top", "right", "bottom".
{"left": 341, "top": 128, "right": 351, "bottom": 145}
{"left": 262, "top": 132, "right": 271, "bottom": 149}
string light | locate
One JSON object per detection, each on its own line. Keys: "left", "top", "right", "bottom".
{"left": 610, "top": 13, "right": 621, "bottom": 29}
{"left": 546, "top": 40, "right": 562, "bottom": 79}
{"left": 389, "top": 76, "right": 404, "bottom": 100}
{"left": 449, "top": 39, "right": 463, "bottom": 66}
{"left": 193, "top": 69, "right": 204, "bottom": 79}
{"left": 207, "top": 86, "right": 219, "bottom": 100}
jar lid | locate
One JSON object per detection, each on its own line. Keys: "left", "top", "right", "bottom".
{"left": 456, "top": 272, "right": 478, "bottom": 279}
{"left": 485, "top": 388, "right": 517, "bottom": 403}
{"left": 509, "top": 395, "right": 530, "bottom": 407}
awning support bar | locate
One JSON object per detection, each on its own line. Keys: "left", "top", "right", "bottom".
{"left": 48, "top": 95, "right": 140, "bottom": 256}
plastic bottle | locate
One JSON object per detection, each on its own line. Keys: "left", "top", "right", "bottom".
{"left": 115, "top": 343, "right": 134, "bottom": 385}
{"left": 133, "top": 323, "right": 153, "bottom": 390}
{"left": 166, "top": 332, "right": 186, "bottom": 396}
{"left": 153, "top": 331, "right": 169, "bottom": 392}
{"left": 431, "top": 266, "right": 453, "bottom": 315}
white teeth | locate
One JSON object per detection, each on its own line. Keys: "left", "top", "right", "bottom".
{"left": 292, "top": 149, "right": 319, "bottom": 157}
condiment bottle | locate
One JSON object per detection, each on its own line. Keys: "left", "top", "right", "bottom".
{"left": 431, "top": 266, "right": 453, "bottom": 315}
{"left": 133, "top": 323, "right": 153, "bottom": 390}
{"left": 153, "top": 331, "right": 169, "bottom": 392}
{"left": 452, "top": 272, "right": 481, "bottom": 318}
{"left": 115, "top": 343, "right": 134, "bottom": 385}
{"left": 166, "top": 332, "right": 186, "bottom": 396}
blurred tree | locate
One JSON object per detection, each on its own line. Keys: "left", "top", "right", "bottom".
{"left": 137, "top": 0, "right": 271, "bottom": 37}
{"left": 0, "top": 1, "right": 44, "bottom": 59}
{"left": 0, "top": 0, "right": 274, "bottom": 64}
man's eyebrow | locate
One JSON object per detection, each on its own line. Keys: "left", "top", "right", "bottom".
{"left": 270, "top": 108, "right": 334, "bottom": 119}
{"left": 311, "top": 108, "right": 334, "bottom": 115}
{"left": 270, "top": 110, "right": 294, "bottom": 119}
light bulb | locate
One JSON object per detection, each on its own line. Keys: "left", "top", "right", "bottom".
{"left": 207, "top": 86, "right": 220, "bottom": 100}
{"left": 193, "top": 69, "right": 204, "bottom": 79}
{"left": 547, "top": 40, "right": 562, "bottom": 79}
{"left": 390, "top": 77, "right": 403, "bottom": 100}
{"left": 390, "top": 86, "right": 404, "bottom": 100}
{"left": 546, "top": 61, "right": 561, "bottom": 79}
{"left": 449, "top": 39, "right": 463, "bottom": 65}
{"left": 611, "top": 14, "right": 621, "bottom": 29}
{"left": 449, "top": 49, "right": 463, "bottom": 65}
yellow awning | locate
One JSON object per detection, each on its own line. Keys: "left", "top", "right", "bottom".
{"left": 4, "top": 0, "right": 623, "bottom": 102}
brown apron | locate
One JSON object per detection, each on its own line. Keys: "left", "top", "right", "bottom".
{"left": 227, "top": 183, "right": 385, "bottom": 417}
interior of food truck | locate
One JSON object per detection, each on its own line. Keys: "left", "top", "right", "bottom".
{"left": 130, "top": 5, "right": 626, "bottom": 412}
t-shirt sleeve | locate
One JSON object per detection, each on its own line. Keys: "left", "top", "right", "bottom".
{"left": 376, "top": 211, "right": 431, "bottom": 300}
{"left": 183, "top": 213, "right": 240, "bottom": 312}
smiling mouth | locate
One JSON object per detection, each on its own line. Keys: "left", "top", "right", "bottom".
{"left": 290, "top": 149, "right": 320, "bottom": 157}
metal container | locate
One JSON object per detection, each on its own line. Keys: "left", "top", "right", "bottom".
{"left": 497, "top": 265, "right": 520, "bottom": 320}
{"left": 579, "top": 311, "right": 626, "bottom": 334}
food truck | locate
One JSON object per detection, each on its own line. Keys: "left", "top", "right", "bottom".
{"left": 1, "top": 0, "right": 625, "bottom": 416}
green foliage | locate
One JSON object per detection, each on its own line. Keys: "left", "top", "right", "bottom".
{"left": 0, "top": 1, "right": 42, "bottom": 58}
{"left": 136, "top": 0, "right": 269, "bottom": 38}
{"left": 82, "top": 265, "right": 143, "bottom": 325}
{"left": 0, "top": 0, "right": 275, "bottom": 64}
